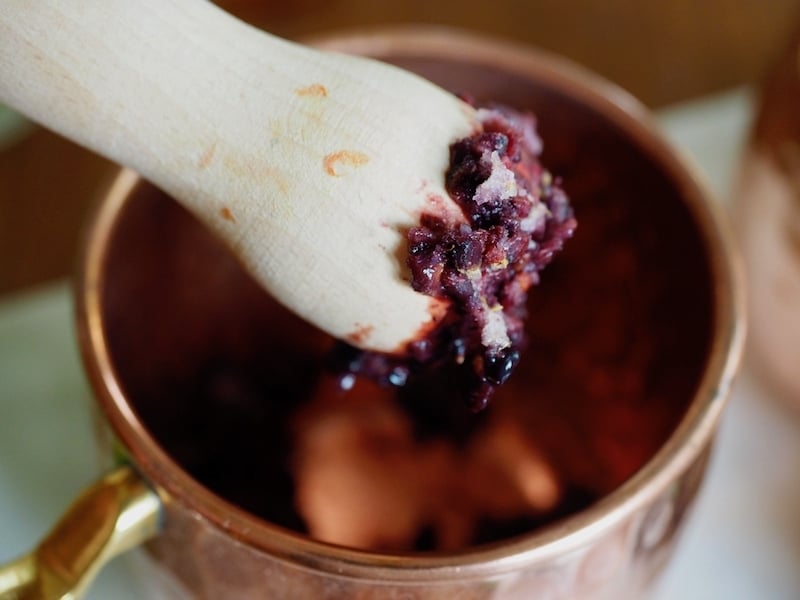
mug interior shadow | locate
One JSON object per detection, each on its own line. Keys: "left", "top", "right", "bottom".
{"left": 96, "top": 52, "right": 713, "bottom": 552}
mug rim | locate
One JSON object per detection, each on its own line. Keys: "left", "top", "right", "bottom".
{"left": 74, "top": 26, "right": 745, "bottom": 582}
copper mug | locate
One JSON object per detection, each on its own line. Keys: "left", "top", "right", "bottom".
{"left": 0, "top": 28, "right": 744, "bottom": 599}
{"left": 733, "top": 26, "right": 800, "bottom": 406}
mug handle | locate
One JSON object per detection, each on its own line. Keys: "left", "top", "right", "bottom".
{"left": 0, "top": 465, "right": 161, "bottom": 600}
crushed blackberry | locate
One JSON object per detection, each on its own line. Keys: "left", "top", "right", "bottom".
{"left": 336, "top": 102, "right": 576, "bottom": 409}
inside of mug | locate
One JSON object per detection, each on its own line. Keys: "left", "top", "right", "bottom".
{"left": 95, "top": 52, "right": 713, "bottom": 553}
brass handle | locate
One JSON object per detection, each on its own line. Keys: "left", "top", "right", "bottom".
{"left": 0, "top": 465, "right": 162, "bottom": 600}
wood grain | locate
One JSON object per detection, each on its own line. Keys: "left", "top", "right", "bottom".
{"left": 2, "top": 0, "right": 798, "bottom": 296}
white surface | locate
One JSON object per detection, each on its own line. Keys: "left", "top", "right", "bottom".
{"left": 651, "top": 90, "right": 800, "bottom": 600}
{"left": 1, "top": 88, "right": 799, "bottom": 599}
{"left": 0, "top": 285, "right": 146, "bottom": 600}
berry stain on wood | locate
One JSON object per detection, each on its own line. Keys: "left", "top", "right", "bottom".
{"left": 323, "top": 150, "right": 370, "bottom": 176}
{"left": 295, "top": 83, "right": 328, "bottom": 98}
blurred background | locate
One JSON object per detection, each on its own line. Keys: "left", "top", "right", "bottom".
{"left": 1, "top": 0, "right": 799, "bottom": 296}
{"left": 2, "top": 5, "right": 800, "bottom": 599}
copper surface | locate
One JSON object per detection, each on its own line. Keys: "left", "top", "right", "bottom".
{"left": 733, "top": 26, "right": 800, "bottom": 407}
{"left": 69, "top": 29, "right": 745, "bottom": 599}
